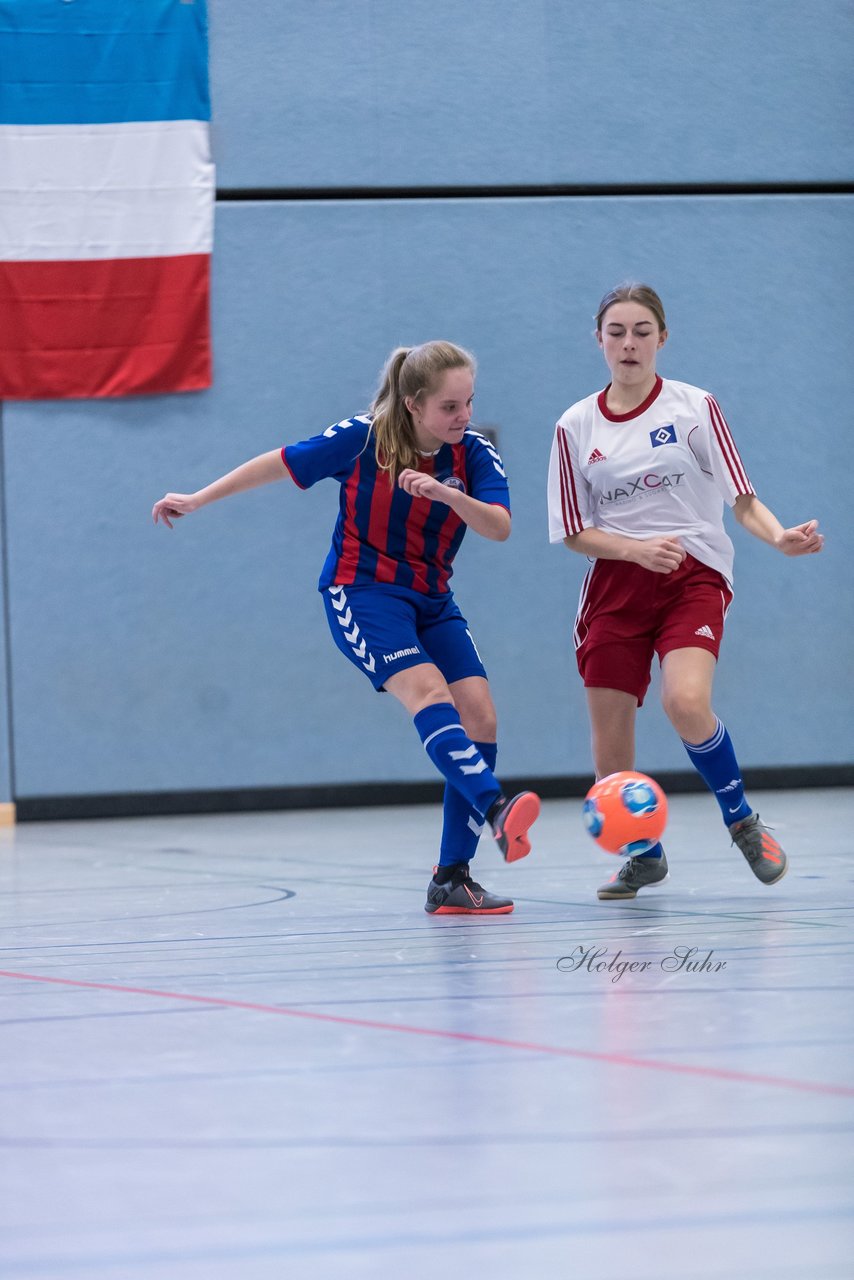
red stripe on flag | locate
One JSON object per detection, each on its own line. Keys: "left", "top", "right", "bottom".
{"left": 0, "top": 254, "right": 211, "bottom": 399}
{"left": 706, "top": 395, "right": 754, "bottom": 494}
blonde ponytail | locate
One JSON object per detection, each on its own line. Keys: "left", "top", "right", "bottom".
{"left": 371, "top": 341, "right": 477, "bottom": 484}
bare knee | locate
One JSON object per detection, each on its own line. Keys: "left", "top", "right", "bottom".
{"left": 660, "top": 649, "right": 717, "bottom": 742}
{"left": 462, "top": 703, "right": 497, "bottom": 743}
{"left": 412, "top": 683, "right": 456, "bottom": 716}
{"left": 384, "top": 665, "right": 453, "bottom": 718}
{"left": 661, "top": 687, "right": 715, "bottom": 741}
{"left": 449, "top": 677, "right": 497, "bottom": 743}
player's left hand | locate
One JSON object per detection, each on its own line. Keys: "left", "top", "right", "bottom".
{"left": 777, "top": 519, "right": 825, "bottom": 556}
{"left": 398, "top": 469, "right": 446, "bottom": 502}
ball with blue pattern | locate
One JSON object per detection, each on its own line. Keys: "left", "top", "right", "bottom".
{"left": 581, "top": 770, "right": 668, "bottom": 856}
{"left": 620, "top": 779, "right": 658, "bottom": 817}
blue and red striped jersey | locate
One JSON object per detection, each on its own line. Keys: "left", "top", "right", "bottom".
{"left": 282, "top": 415, "right": 511, "bottom": 594}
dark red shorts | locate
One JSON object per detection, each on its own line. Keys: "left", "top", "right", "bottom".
{"left": 574, "top": 554, "right": 733, "bottom": 706}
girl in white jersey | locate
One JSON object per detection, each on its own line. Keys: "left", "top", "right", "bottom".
{"left": 547, "top": 283, "right": 824, "bottom": 900}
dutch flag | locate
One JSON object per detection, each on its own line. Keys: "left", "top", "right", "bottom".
{"left": 0, "top": 0, "right": 214, "bottom": 399}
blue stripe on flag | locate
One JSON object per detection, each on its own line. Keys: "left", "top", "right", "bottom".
{"left": 0, "top": 0, "right": 210, "bottom": 125}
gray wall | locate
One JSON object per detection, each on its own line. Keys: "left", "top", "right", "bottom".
{"left": 212, "top": 0, "right": 854, "bottom": 188}
{"left": 1, "top": 2, "right": 851, "bottom": 806}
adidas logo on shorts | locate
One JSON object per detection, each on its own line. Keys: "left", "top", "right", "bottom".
{"left": 694, "top": 624, "right": 715, "bottom": 640}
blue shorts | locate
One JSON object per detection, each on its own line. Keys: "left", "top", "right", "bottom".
{"left": 322, "top": 583, "right": 487, "bottom": 691}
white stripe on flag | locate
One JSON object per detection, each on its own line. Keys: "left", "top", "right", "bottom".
{"left": 0, "top": 120, "right": 214, "bottom": 260}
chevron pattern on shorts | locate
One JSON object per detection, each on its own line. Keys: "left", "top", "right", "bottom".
{"left": 328, "top": 585, "right": 376, "bottom": 674}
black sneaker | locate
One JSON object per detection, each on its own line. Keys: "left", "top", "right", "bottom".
{"left": 728, "top": 812, "right": 788, "bottom": 884}
{"left": 425, "top": 863, "right": 514, "bottom": 915}
{"left": 488, "top": 791, "right": 541, "bottom": 863}
{"left": 597, "top": 849, "right": 669, "bottom": 900}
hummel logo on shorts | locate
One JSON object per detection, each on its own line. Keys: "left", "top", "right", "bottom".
{"left": 694, "top": 624, "right": 715, "bottom": 640}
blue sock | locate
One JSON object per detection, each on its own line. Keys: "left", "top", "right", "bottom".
{"left": 682, "top": 719, "right": 752, "bottom": 825}
{"left": 414, "top": 704, "right": 502, "bottom": 820}
{"left": 636, "top": 842, "right": 664, "bottom": 860}
{"left": 439, "top": 741, "right": 498, "bottom": 867}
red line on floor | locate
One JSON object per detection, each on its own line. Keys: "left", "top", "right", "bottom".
{"left": 1, "top": 968, "right": 852, "bottom": 1098}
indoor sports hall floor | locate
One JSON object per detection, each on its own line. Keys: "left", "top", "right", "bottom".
{"left": 1, "top": 787, "right": 852, "bottom": 1280}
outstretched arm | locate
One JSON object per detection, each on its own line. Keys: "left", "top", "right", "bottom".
{"left": 733, "top": 495, "right": 824, "bottom": 557}
{"left": 152, "top": 449, "right": 289, "bottom": 528}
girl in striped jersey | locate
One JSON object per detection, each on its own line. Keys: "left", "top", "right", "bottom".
{"left": 547, "top": 283, "right": 824, "bottom": 900}
{"left": 153, "top": 341, "right": 539, "bottom": 915}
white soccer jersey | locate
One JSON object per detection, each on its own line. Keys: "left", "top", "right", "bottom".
{"left": 547, "top": 376, "right": 754, "bottom": 584}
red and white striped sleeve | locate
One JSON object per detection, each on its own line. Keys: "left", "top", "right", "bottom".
{"left": 547, "top": 420, "right": 591, "bottom": 542}
{"left": 703, "top": 395, "right": 755, "bottom": 503}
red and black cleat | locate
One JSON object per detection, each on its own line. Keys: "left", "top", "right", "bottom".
{"left": 489, "top": 791, "right": 541, "bottom": 863}
{"left": 425, "top": 864, "right": 514, "bottom": 914}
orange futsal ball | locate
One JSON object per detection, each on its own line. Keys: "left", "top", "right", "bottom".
{"left": 582, "top": 771, "right": 668, "bottom": 856}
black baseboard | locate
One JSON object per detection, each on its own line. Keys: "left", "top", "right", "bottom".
{"left": 13, "top": 764, "right": 854, "bottom": 822}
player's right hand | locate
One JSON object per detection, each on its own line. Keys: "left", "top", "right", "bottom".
{"left": 632, "top": 537, "right": 687, "bottom": 574}
{"left": 152, "top": 492, "right": 199, "bottom": 529}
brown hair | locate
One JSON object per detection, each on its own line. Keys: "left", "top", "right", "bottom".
{"left": 596, "top": 283, "right": 667, "bottom": 333}
{"left": 370, "top": 341, "right": 477, "bottom": 482}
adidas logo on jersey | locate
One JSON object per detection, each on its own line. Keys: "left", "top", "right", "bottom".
{"left": 694, "top": 625, "right": 715, "bottom": 640}
{"left": 587, "top": 448, "right": 606, "bottom": 465}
